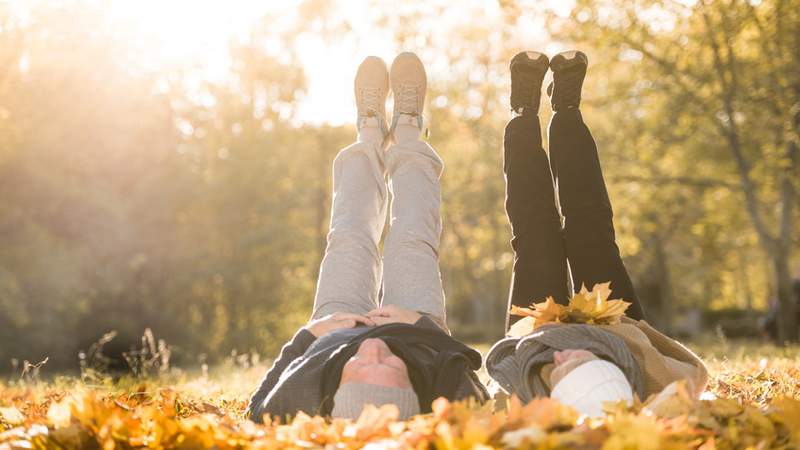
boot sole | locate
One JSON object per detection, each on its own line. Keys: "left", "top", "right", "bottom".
{"left": 510, "top": 51, "right": 549, "bottom": 74}
{"left": 549, "top": 50, "right": 588, "bottom": 73}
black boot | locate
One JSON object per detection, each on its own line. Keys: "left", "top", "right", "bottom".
{"left": 509, "top": 51, "right": 549, "bottom": 115}
{"left": 547, "top": 51, "right": 588, "bottom": 112}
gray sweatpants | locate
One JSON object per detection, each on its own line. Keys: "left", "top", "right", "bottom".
{"left": 311, "top": 129, "right": 446, "bottom": 328}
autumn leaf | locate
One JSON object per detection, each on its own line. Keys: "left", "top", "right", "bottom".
{"left": 509, "top": 282, "right": 631, "bottom": 335}
{"left": 509, "top": 296, "right": 566, "bottom": 330}
{"left": 533, "top": 297, "right": 567, "bottom": 324}
{"left": 564, "top": 283, "right": 631, "bottom": 326}
{"left": 0, "top": 407, "right": 24, "bottom": 426}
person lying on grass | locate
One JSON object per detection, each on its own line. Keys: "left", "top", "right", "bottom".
{"left": 485, "top": 50, "right": 708, "bottom": 417}
{"left": 247, "top": 52, "right": 488, "bottom": 423}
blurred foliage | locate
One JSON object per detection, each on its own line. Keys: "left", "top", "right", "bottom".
{"left": 1, "top": 0, "right": 798, "bottom": 371}
{"left": 533, "top": 0, "right": 800, "bottom": 340}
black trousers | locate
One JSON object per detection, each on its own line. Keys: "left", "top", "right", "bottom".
{"left": 503, "top": 109, "right": 645, "bottom": 328}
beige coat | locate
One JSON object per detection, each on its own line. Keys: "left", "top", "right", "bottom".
{"left": 596, "top": 317, "right": 708, "bottom": 398}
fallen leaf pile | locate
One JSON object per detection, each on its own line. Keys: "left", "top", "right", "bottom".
{"left": 1, "top": 374, "right": 799, "bottom": 449}
{"left": 509, "top": 282, "right": 632, "bottom": 337}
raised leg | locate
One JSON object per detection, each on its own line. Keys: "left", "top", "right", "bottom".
{"left": 381, "top": 127, "right": 447, "bottom": 328}
{"left": 504, "top": 113, "right": 569, "bottom": 329}
{"left": 548, "top": 109, "right": 645, "bottom": 319}
{"left": 311, "top": 137, "right": 387, "bottom": 319}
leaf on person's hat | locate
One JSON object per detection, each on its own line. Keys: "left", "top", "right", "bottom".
{"left": 508, "top": 282, "right": 631, "bottom": 336}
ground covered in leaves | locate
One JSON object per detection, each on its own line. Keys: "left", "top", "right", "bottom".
{"left": 1, "top": 341, "right": 799, "bottom": 449}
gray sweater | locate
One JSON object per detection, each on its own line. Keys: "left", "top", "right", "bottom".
{"left": 486, "top": 324, "right": 646, "bottom": 403}
{"left": 247, "top": 316, "right": 488, "bottom": 422}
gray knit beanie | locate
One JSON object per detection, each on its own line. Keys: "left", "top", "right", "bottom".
{"left": 331, "top": 383, "right": 420, "bottom": 419}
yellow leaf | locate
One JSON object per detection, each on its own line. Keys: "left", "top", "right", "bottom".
{"left": 0, "top": 406, "right": 25, "bottom": 426}
{"left": 602, "top": 415, "right": 663, "bottom": 450}
{"left": 508, "top": 282, "right": 631, "bottom": 329}
{"left": 591, "top": 282, "right": 613, "bottom": 303}
{"left": 510, "top": 305, "right": 536, "bottom": 317}
{"left": 643, "top": 381, "right": 695, "bottom": 418}
{"left": 706, "top": 398, "right": 742, "bottom": 418}
{"left": 532, "top": 297, "right": 566, "bottom": 327}
{"left": 47, "top": 399, "right": 72, "bottom": 428}
{"left": 593, "top": 300, "right": 632, "bottom": 324}
{"left": 501, "top": 426, "right": 546, "bottom": 447}
{"left": 570, "top": 286, "right": 595, "bottom": 314}
{"left": 770, "top": 397, "right": 800, "bottom": 445}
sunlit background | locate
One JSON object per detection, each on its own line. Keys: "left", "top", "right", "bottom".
{"left": 8, "top": 0, "right": 576, "bottom": 124}
{"left": 2, "top": 0, "right": 798, "bottom": 372}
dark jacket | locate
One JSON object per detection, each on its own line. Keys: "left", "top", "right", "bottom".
{"left": 247, "top": 316, "right": 488, "bottom": 422}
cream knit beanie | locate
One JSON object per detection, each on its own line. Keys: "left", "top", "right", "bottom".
{"left": 550, "top": 359, "right": 633, "bottom": 417}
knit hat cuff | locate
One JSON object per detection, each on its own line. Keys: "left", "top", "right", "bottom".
{"left": 331, "top": 382, "right": 420, "bottom": 420}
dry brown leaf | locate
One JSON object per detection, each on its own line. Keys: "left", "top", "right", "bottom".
{"left": 509, "top": 282, "right": 631, "bottom": 335}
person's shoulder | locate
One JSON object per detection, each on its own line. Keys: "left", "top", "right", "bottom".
{"left": 413, "top": 314, "right": 447, "bottom": 332}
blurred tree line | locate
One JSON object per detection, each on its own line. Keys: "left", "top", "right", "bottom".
{"left": 1, "top": 0, "right": 798, "bottom": 372}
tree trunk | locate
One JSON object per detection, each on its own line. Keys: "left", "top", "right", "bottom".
{"left": 653, "top": 234, "right": 674, "bottom": 332}
{"left": 773, "top": 250, "right": 798, "bottom": 343}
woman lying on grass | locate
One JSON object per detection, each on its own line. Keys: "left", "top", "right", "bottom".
{"left": 247, "top": 52, "right": 488, "bottom": 423}
{"left": 486, "top": 50, "right": 708, "bottom": 417}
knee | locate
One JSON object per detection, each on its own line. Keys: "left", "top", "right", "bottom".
{"left": 562, "top": 201, "right": 613, "bottom": 222}
{"left": 385, "top": 228, "right": 439, "bottom": 256}
{"left": 334, "top": 142, "right": 374, "bottom": 168}
{"left": 326, "top": 227, "right": 375, "bottom": 251}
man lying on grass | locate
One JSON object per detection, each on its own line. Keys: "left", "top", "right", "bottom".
{"left": 247, "top": 52, "right": 488, "bottom": 423}
{"left": 486, "top": 50, "right": 708, "bottom": 417}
